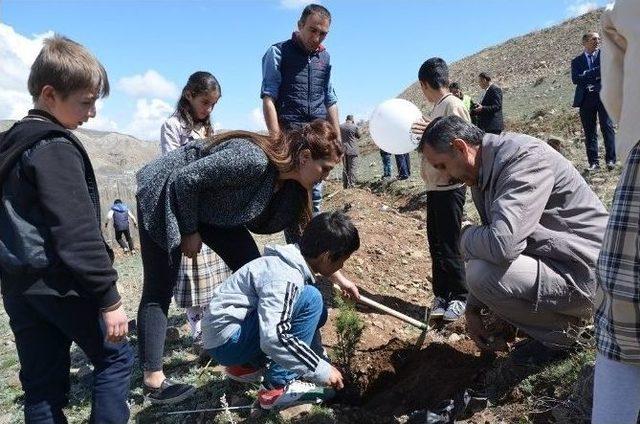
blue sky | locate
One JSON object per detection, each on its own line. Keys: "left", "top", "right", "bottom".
{"left": 0, "top": 0, "right": 608, "bottom": 140}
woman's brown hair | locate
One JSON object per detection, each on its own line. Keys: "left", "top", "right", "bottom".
{"left": 204, "top": 119, "right": 343, "bottom": 232}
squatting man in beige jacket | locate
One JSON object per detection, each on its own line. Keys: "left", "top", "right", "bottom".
{"left": 419, "top": 115, "right": 609, "bottom": 365}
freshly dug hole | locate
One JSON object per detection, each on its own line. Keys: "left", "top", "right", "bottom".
{"left": 335, "top": 338, "right": 491, "bottom": 417}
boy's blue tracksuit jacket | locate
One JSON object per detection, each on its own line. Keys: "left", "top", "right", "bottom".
{"left": 202, "top": 244, "right": 331, "bottom": 385}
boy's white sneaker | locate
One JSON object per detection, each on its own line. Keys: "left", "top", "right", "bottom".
{"left": 430, "top": 296, "right": 447, "bottom": 318}
{"left": 443, "top": 299, "right": 466, "bottom": 322}
{"left": 258, "top": 380, "right": 335, "bottom": 410}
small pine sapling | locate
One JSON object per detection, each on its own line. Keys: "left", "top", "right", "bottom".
{"left": 333, "top": 295, "right": 365, "bottom": 380}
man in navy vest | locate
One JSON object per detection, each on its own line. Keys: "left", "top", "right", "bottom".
{"left": 571, "top": 31, "right": 616, "bottom": 171}
{"left": 104, "top": 199, "right": 138, "bottom": 254}
{"left": 261, "top": 3, "right": 341, "bottom": 214}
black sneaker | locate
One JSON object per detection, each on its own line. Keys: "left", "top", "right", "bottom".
{"left": 585, "top": 163, "right": 600, "bottom": 172}
{"left": 145, "top": 379, "right": 195, "bottom": 405}
{"left": 510, "top": 339, "right": 571, "bottom": 366}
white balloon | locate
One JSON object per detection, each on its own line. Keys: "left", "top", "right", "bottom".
{"left": 369, "top": 98, "right": 423, "bottom": 154}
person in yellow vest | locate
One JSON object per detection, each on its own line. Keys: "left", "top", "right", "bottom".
{"left": 449, "top": 82, "right": 471, "bottom": 112}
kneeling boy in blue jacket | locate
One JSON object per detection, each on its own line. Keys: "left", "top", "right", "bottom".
{"left": 203, "top": 211, "right": 360, "bottom": 409}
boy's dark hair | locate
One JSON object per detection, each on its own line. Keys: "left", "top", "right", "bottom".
{"left": 300, "top": 211, "right": 359, "bottom": 261}
{"left": 418, "top": 57, "right": 449, "bottom": 90}
{"left": 346, "top": 114, "right": 354, "bottom": 121}
{"left": 449, "top": 82, "right": 460, "bottom": 91}
{"left": 478, "top": 72, "right": 492, "bottom": 82}
{"left": 28, "top": 34, "right": 110, "bottom": 101}
{"left": 418, "top": 115, "right": 485, "bottom": 153}
{"left": 299, "top": 4, "right": 331, "bottom": 24}
{"left": 114, "top": 199, "right": 122, "bottom": 204}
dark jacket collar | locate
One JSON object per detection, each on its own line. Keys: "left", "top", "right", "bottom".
{"left": 26, "top": 109, "right": 66, "bottom": 128}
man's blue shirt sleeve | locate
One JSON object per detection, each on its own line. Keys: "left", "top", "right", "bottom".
{"left": 325, "top": 68, "right": 338, "bottom": 107}
{"left": 261, "top": 45, "right": 282, "bottom": 100}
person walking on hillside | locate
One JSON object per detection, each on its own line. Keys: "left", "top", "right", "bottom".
{"left": 571, "top": 31, "right": 617, "bottom": 172}
{"left": 261, "top": 4, "right": 341, "bottom": 215}
{"left": 104, "top": 199, "right": 138, "bottom": 254}
{"left": 340, "top": 114, "right": 360, "bottom": 188}
{"left": 412, "top": 58, "right": 471, "bottom": 322}
{"left": 471, "top": 72, "right": 503, "bottom": 135}
{"left": 592, "top": 2, "right": 640, "bottom": 422}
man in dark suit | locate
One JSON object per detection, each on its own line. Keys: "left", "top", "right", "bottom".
{"left": 571, "top": 31, "right": 616, "bottom": 171}
{"left": 471, "top": 72, "right": 503, "bottom": 134}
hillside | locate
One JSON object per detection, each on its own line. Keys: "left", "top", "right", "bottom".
{"left": 399, "top": 9, "right": 603, "bottom": 131}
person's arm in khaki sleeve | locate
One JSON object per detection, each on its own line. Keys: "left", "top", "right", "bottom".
{"left": 444, "top": 102, "right": 472, "bottom": 123}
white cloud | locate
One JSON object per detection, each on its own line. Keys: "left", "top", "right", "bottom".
{"left": 83, "top": 100, "right": 119, "bottom": 132}
{"left": 124, "top": 98, "right": 173, "bottom": 141}
{"left": 0, "top": 24, "right": 123, "bottom": 132}
{"left": 567, "top": 1, "right": 598, "bottom": 17}
{"left": 0, "top": 23, "right": 52, "bottom": 120}
{"left": 279, "top": 0, "right": 316, "bottom": 10}
{"left": 249, "top": 107, "right": 267, "bottom": 131}
{"left": 117, "top": 70, "right": 179, "bottom": 99}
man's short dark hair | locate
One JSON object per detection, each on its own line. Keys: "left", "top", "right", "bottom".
{"left": 114, "top": 199, "right": 122, "bottom": 204}
{"left": 346, "top": 114, "right": 353, "bottom": 121}
{"left": 418, "top": 115, "right": 485, "bottom": 153}
{"left": 299, "top": 4, "right": 331, "bottom": 24}
{"left": 300, "top": 211, "right": 359, "bottom": 261}
{"left": 478, "top": 72, "right": 492, "bottom": 82}
{"left": 418, "top": 57, "right": 449, "bottom": 89}
{"left": 449, "top": 82, "right": 460, "bottom": 91}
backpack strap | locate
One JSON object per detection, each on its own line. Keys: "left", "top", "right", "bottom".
{"left": 0, "top": 122, "right": 71, "bottom": 192}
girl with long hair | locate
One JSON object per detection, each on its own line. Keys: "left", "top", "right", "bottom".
{"left": 159, "top": 71, "right": 231, "bottom": 360}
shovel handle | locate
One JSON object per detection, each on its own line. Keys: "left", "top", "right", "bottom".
{"left": 333, "top": 284, "right": 428, "bottom": 330}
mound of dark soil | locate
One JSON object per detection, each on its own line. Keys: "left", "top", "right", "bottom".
{"left": 337, "top": 338, "right": 492, "bottom": 417}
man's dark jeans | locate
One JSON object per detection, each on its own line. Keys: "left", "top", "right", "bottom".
{"left": 395, "top": 153, "right": 411, "bottom": 179}
{"left": 3, "top": 294, "right": 134, "bottom": 424}
{"left": 115, "top": 229, "right": 134, "bottom": 251}
{"left": 426, "top": 187, "right": 467, "bottom": 301}
{"left": 380, "top": 150, "right": 392, "bottom": 177}
{"left": 579, "top": 93, "right": 616, "bottom": 166}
